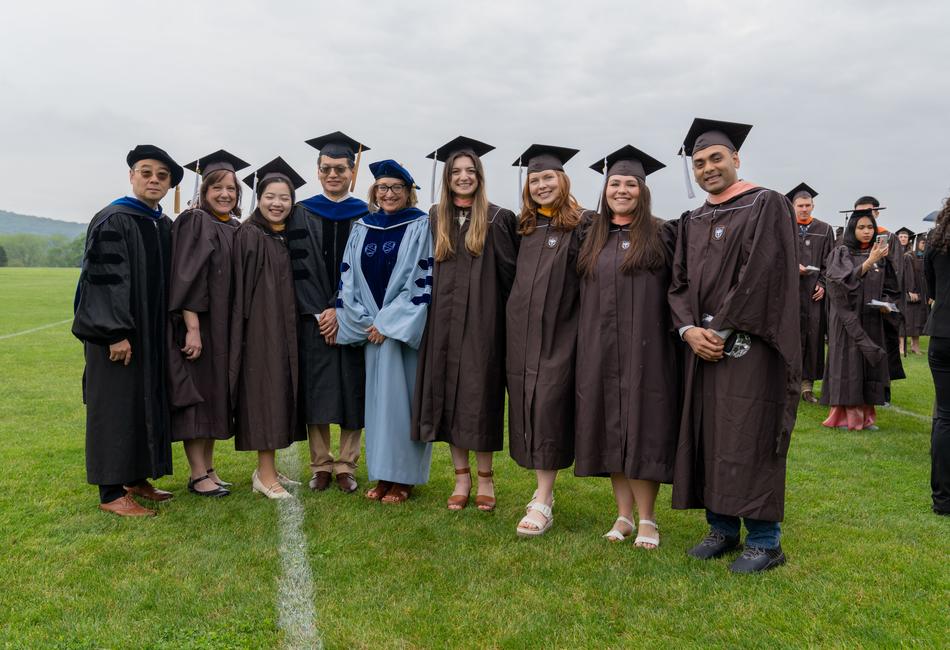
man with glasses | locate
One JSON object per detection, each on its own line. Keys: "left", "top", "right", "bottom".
{"left": 286, "top": 132, "right": 370, "bottom": 493}
{"left": 72, "top": 145, "right": 183, "bottom": 516}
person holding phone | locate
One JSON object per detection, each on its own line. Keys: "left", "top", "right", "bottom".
{"left": 820, "top": 208, "right": 900, "bottom": 431}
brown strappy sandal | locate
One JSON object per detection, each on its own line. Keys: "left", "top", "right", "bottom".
{"left": 365, "top": 481, "right": 393, "bottom": 501}
{"left": 474, "top": 469, "right": 496, "bottom": 512}
{"left": 447, "top": 467, "right": 471, "bottom": 511}
{"left": 381, "top": 483, "right": 412, "bottom": 504}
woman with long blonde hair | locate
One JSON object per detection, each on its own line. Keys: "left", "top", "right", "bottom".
{"left": 507, "top": 144, "right": 593, "bottom": 536}
{"left": 412, "top": 137, "right": 519, "bottom": 512}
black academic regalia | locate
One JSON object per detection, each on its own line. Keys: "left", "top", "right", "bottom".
{"left": 506, "top": 211, "right": 593, "bottom": 471}
{"left": 411, "top": 203, "right": 519, "bottom": 451}
{"left": 797, "top": 218, "right": 835, "bottom": 381}
{"left": 574, "top": 220, "right": 681, "bottom": 481}
{"left": 902, "top": 251, "right": 930, "bottom": 337}
{"left": 229, "top": 213, "right": 306, "bottom": 451}
{"left": 166, "top": 208, "right": 238, "bottom": 441}
{"left": 72, "top": 203, "right": 173, "bottom": 485}
{"left": 883, "top": 234, "right": 906, "bottom": 381}
{"left": 668, "top": 187, "right": 801, "bottom": 522}
{"left": 285, "top": 201, "right": 366, "bottom": 430}
{"left": 820, "top": 246, "right": 899, "bottom": 406}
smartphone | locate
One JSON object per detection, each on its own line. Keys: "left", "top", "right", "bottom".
{"left": 876, "top": 234, "right": 889, "bottom": 246}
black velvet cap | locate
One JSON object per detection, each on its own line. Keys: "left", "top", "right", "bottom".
{"left": 680, "top": 118, "right": 753, "bottom": 156}
{"left": 589, "top": 145, "right": 665, "bottom": 179}
{"left": 786, "top": 182, "right": 819, "bottom": 202}
{"left": 512, "top": 144, "right": 580, "bottom": 173}
{"left": 242, "top": 157, "right": 307, "bottom": 191}
{"left": 304, "top": 131, "right": 369, "bottom": 161}
{"left": 894, "top": 227, "right": 915, "bottom": 238}
{"left": 126, "top": 144, "right": 184, "bottom": 186}
{"left": 184, "top": 149, "right": 250, "bottom": 176}
{"left": 426, "top": 136, "right": 495, "bottom": 163}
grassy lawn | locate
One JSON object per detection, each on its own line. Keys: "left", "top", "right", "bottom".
{"left": 0, "top": 267, "right": 946, "bottom": 649}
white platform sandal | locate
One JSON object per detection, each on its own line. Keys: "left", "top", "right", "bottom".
{"left": 603, "top": 516, "right": 636, "bottom": 542}
{"left": 634, "top": 519, "right": 660, "bottom": 549}
{"left": 517, "top": 494, "right": 554, "bottom": 537}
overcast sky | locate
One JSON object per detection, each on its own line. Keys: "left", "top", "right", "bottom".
{"left": 1, "top": 0, "right": 948, "bottom": 231}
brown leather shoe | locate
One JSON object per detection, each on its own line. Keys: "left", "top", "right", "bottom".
{"left": 124, "top": 481, "right": 173, "bottom": 502}
{"left": 309, "top": 471, "right": 332, "bottom": 491}
{"left": 99, "top": 494, "right": 156, "bottom": 517}
{"left": 336, "top": 472, "right": 358, "bottom": 493}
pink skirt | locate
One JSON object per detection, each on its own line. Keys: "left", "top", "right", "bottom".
{"left": 822, "top": 405, "right": 876, "bottom": 430}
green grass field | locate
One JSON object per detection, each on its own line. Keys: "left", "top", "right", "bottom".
{"left": 0, "top": 267, "right": 946, "bottom": 649}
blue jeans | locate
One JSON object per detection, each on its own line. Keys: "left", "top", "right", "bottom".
{"left": 706, "top": 510, "right": 781, "bottom": 549}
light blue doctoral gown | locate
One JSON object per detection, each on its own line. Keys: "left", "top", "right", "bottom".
{"left": 337, "top": 212, "right": 433, "bottom": 484}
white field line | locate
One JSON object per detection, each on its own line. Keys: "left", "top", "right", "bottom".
{"left": 882, "top": 403, "right": 933, "bottom": 423}
{"left": 0, "top": 318, "right": 72, "bottom": 340}
{"left": 275, "top": 445, "right": 322, "bottom": 650}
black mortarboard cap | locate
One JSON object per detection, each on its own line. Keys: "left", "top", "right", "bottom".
{"left": 589, "top": 145, "right": 665, "bottom": 179}
{"left": 839, "top": 206, "right": 887, "bottom": 215}
{"left": 127, "top": 144, "right": 184, "bottom": 186}
{"left": 304, "top": 131, "right": 369, "bottom": 161}
{"left": 785, "top": 182, "right": 819, "bottom": 202}
{"left": 512, "top": 144, "right": 579, "bottom": 173}
{"left": 895, "top": 227, "right": 915, "bottom": 238}
{"left": 426, "top": 136, "right": 495, "bottom": 163}
{"left": 184, "top": 149, "right": 250, "bottom": 176}
{"left": 679, "top": 118, "right": 753, "bottom": 156}
{"left": 242, "top": 156, "right": 307, "bottom": 191}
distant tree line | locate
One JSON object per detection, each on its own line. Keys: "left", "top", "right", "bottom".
{"left": 0, "top": 233, "right": 84, "bottom": 267}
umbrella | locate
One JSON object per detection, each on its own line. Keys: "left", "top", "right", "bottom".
{"left": 924, "top": 210, "right": 940, "bottom": 222}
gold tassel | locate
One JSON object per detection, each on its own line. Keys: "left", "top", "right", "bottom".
{"left": 174, "top": 185, "right": 181, "bottom": 214}
{"left": 350, "top": 144, "right": 363, "bottom": 193}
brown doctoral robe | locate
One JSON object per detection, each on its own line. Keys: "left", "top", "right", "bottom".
{"left": 820, "top": 246, "right": 899, "bottom": 406}
{"left": 507, "top": 211, "right": 593, "bottom": 470}
{"left": 229, "top": 212, "right": 306, "bottom": 451}
{"left": 574, "top": 219, "right": 681, "bottom": 480}
{"left": 412, "top": 203, "right": 519, "bottom": 451}
{"left": 166, "top": 208, "right": 238, "bottom": 441}
{"left": 797, "top": 218, "right": 835, "bottom": 381}
{"left": 668, "top": 187, "right": 801, "bottom": 522}
{"left": 881, "top": 230, "right": 906, "bottom": 381}
{"left": 902, "top": 251, "right": 930, "bottom": 337}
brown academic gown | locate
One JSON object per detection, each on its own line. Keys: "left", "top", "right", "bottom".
{"left": 797, "top": 218, "right": 835, "bottom": 381}
{"left": 902, "top": 252, "right": 929, "bottom": 337}
{"left": 820, "top": 246, "right": 899, "bottom": 406}
{"left": 507, "top": 212, "right": 593, "bottom": 470}
{"left": 881, "top": 231, "right": 906, "bottom": 381}
{"left": 166, "top": 208, "right": 238, "bottom": 441}
{"left": 412, "top": 203, "right": 519, "bottom": 451}
{"left": 574, "top": 220, "right": 681, "bottom": 480}
{"left": 229, "top": 213, "right": 306, "bottom": 451}
{"left": 668, "top": 187, "right": 801, "bottom": 522}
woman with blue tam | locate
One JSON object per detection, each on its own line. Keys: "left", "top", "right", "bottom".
{"left": 336, "top": 160, "right": 434, "bottom": 503}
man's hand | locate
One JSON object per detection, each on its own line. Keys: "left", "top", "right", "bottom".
{"left": 182, "top": 328, "right": 202, "bottom": 360}
{"left": 366, "top": 325, "right": 386, "bottom": 345}
{"left": 683, "top": 328, "right": 724, "bottom": 362}
{"left": 317, "top": 308, "right": 338, "bottom": 337}
{"left": 109, "top": 339, "right": 132, "bottom": 366}
{"left": 812, "top": 284, "right": 825, "bottom": 301}
{"left": 799, "top": 264, "right": 808, "bottom": 276}
{"left": 908, "top": 292, "right": 920, "bottom": 303}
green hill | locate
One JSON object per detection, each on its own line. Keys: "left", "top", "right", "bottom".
{"left": 0, "top": 210, "right": 86, "bottom": 237}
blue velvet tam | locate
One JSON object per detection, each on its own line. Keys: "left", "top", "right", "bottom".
{"left": 368, "top": 159, "right": 420, "bottom": 189}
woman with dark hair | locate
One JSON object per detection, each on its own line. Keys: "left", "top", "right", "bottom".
{"left": 230, "top": 158, "right": 308, "bottom": 499}
{"left": 924, "top": 202, "right": 950, "bottom": 515}
{"left": 337, "top": 160, "right": 433, "bottom": 504}
{"left": 820, "top": 209, "right": 900, "bottom": 431}
{"left": 903, "top": 234, "right": 929, "bottom": 354}
{"left": 167, "top": 150, "right": 249, "bottom": 497}
{"left": 574, "top": 146, "right": 679, "bottom": 548}
{"left": 412, "top": 137, "right": 519, "bottom": 511}
{"left": 507, "top": 144, "right": 593, "bottom": 536}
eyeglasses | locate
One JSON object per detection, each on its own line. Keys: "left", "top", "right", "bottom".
{"left": 376, "top": 184, "right": 407, "bottom": 195}
{"left": 318, "top": 165, "right": 349, "bottom": 176}
{"left": 134, "top": 168, "right": 171, "bottom": 182}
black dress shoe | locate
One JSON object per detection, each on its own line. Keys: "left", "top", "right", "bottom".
{"left": 187, "top": 475, "right": 230, "bottom": 498}
{"left": 206, "top": 467, "right": 233, "bottom": 488}
{"left": 728, "top": 545, "right": 786, "bottom": 573}
{"left": 686, "top": 530, "right": 742, "bottom": 560}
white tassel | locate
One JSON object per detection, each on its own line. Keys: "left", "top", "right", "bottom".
{"left": 248, "top": 172, "right": 257, "bottom": 214}
{"left": 596, "top": 156, "right": 607, "bottom": 212}
{"left": 680, "top": 148, "right": 695, "bottom": 200}
{"left": 517, "top": 157, "right": 523, "bottom": 209}
{"left": 190, "top": 159, "right": 201, "bottom": 208}
{"left": 430, "top": 150, "right": 438, "bottom": 205}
